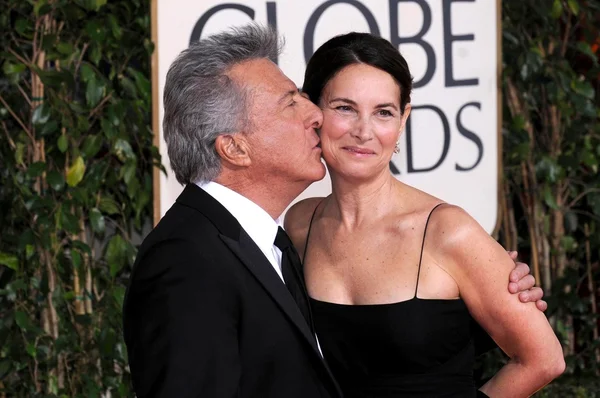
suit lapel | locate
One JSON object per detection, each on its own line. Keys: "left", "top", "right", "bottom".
{"left": 220, "top": 231, "right": 322, "bottom": 358}
{"left": 176, "top": 184, "right": 322, "bottom": 358}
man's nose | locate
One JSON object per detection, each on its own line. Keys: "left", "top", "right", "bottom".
{"left": 302, "top": 97, "right": 323, "bottom": 129}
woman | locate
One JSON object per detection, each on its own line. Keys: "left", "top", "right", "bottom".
{"left": 285, "top": 33, "right": 564, "bottom": 397}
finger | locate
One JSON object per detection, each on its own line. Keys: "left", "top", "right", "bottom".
{"left": 536, "top": 300, "right": 548, "bottom": 312}
{"left": 508, "top": 251, "right": 518, "bottom": 260}
{"left": 516, "top": 275, "right": 536, "bottom": 292}
{"left": 517, "top": 284, "right": 541, "bottom": 302}
{"left": 509, "top": 262, "right": 530, "bottom": 282}
{"left": 524, "top": 286, "right": 544, "bottom": 301}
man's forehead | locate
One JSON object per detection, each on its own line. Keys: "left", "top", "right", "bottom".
{"left": 229, "top": 58, "right": 296, "bottom": 94}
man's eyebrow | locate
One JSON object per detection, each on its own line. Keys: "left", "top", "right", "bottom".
{"left": 278, "top": 89, "right": 298, "bottom": 104}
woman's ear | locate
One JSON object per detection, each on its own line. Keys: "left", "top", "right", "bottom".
{"left": 215, "top": 134, "right": 251, "bottom": 168}
{"left": 399, "top": 104, "right": 412, "bottom": 136}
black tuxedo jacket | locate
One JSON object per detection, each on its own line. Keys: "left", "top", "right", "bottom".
{"left": 123, "top": 184, "right": 341, "bottom": 397}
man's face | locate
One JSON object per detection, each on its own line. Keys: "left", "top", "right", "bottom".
{"left": 228, "top": 59, "right": 326, "bottom": 187}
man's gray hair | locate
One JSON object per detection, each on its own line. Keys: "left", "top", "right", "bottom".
{"left": 163, "top": 23, "right": 282, "bottom": 185}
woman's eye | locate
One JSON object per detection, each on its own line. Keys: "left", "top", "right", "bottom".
{"left": 336, "top": 105, "right": 352, "bottom": 112}
{"left": 378, "top": 109, "right": 393, "bottom": 117}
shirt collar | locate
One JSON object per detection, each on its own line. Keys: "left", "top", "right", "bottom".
{"left": 196, "top": 181, "right": 280, "bottom": 249}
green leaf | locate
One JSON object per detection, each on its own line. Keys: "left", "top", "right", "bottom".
{"left": 576, "top": 42, "right": 598, "bottom": 65}
{"left": 27, "top": 162, "right": 46, "bottom": 178}
{"left": 113, "top": 286, "right": 126, "bottom": 308}
{"left": 56, "top": 42, "right": 74, "bottom": 55}
{"left": 582, "top": 149, "right": 598, "bottom": 170}
{"left": 561, "top": 236, "right": 577, "bottom": 252}
{"left": 95, "top": 0, "right": 107, "bottom": 11}
{"left": 89, "top": 208, "right": 105, "bottom": 234}
{"left": 16, "top": 142, "right": 25, "bottom": 165}
{"left": 66, "top": 156, "right": 86, "bottom": 187}
{"left": 15, "top": 311, "right": 36, "bottom": 333}
{"left": 90, "top": 44, "right": 102, "bottom": 65}
{"left": 120, "top": 76, "right": 137, "bottom": 98}
{"left": 121, "top": 160, "right": 136, "bottom": 185}
{"left": 77, "top": 115, "right": 90, "bottom": 132}
{"left": 63, "top": 291, "right": 75, "bottom": 301}
{"left": 82, "top": 134, "right": 103, "bottom": 158}
{"left": 85, "top": 82, "right": 102, "bottom": 109}
{"left": 127, "top": 177, "right": 141, "bottom": 199}
{"left": 567, "top": 0, "right": 579, "bottom": 15}
{"left": 32, "top": 104, "right": 51, "bottom": 125}
{"left": 86, "top": 77, "right": 105, "bottom": 107}
{"left": 571, "top": 79, "right": 595, "bottom": 99}
{"left": 108, "top": 14, "right": 122, "bottom": 39}
{"left": 113, "top": 139, "right": 134, "bottom": 162}
{"left": 46, "top": 170, "right": 65, "bottom": 191}
{"left": 25, "top": 244, "right": 35, "bottom": 259}
{"left": 57, "top": 134, "right": 68, "bottom": 153}
{"left": 3, "top": 62, "right": 26, "bottom": 76}
{"left": 34, "top": 0, "right": 49, "bottom": 16}
{"left": 0, "top": 252, "right": 18, "bottom": 271}
{"left": 543, "top": 186, "right": 559, "bottom": 210}
{"left": 36, "top": 69, "right": 75, "bottom": 90}
{"left": 41, "top": 34, "right": 57, "bottom": 52}
{"left": 99, "top": 196, "right": 120, "bottom": 215}
{"left": 128, "top": 67, "right": 151, "bottom": 100}
{"left": 107, "top": 235, "right": 127, "bottom": 277}
{"left": 72, "top": 240, "right": 92, "bottom": 255}
{"left": 511, "top": 115, "right": 526, "bottom": 131}
{"left": 39, "top": 4, "right": 53, "bottom": 16}
{"left": 40, "top": 120, "right": 58, "bottom": 136}
{"left": 80, "top": 63, "right": 95, "bottom": 83}
{"left": 551, "top": 0, "right": 563, "bottom": 18}
{"left": 15, "top": 18, "right": 29, "bottom": 36}
{"left": 26, "top": 342, "right": 37, "bottom": 358}
{"left": 59, "top": 205, "right": 80, "bottom": 234}
{"left": 86, "top": 20, "right": 106, "bottom": 43}
{"left": 71, "top": 249, "right": 82, "bottom": 269}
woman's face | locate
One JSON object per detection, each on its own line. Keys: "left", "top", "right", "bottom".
{"left": 318, "top": 63, "right": 411, "bottom": 181}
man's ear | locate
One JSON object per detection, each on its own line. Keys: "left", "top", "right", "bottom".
{"left": 215, "top": 134, "right": 251, "bottom": 167}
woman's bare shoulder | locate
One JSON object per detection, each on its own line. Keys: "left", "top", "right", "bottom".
{"left": 284, "top": 197, "right": 326, "bottom": 247}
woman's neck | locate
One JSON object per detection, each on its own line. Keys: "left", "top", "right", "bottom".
{"left": 328, "top": 168, "right": 403, "bottom": 229}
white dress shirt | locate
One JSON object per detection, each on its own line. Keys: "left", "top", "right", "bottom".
{"left": 197, "top": 181, "right": 323, "bottom": 355}
{"left": 197, "top": 181, "right": 285, "bottom": 282}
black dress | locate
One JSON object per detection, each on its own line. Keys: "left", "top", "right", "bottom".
{"left": 306, "top": 204, "right": 485, "bottom": 397}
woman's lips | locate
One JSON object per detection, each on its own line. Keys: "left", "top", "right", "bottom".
{"left": 342, "top": 146, "right": 376, "bottom": 155}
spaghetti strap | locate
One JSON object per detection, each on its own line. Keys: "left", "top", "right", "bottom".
{"left": 302, "top": 200, "right": 324, "bottom": 261}
{"left": 414, "top": 203, "right": 446, "bottom": 298}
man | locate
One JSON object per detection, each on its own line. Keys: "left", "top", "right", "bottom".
{"left": 123, "top": 24, "right": 545, "bottom": 397}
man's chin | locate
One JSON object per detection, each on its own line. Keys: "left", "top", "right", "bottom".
{"left": 312, "top": 164, "right": 327, "bottom": 182}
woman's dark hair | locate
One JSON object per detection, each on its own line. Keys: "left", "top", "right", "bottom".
{"left": 302, "top": 32, "right": 413, "bottom": 114}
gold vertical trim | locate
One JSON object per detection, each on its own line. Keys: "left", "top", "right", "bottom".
{"left": 151, "top": 0, "right": 161, "bottom": 226}
{"left": 492, "top": 0, "right": 504, "bottom": 236}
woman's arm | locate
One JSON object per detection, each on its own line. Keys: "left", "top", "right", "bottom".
{"left": 429, "top": 205, "right": 565, "bottom": 398}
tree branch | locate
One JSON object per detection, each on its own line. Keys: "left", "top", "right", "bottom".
{"left": 0, "top": 94, "right": 34, "bottom": 141}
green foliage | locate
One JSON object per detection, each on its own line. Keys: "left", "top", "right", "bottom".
{"left": 481, "top": 0, "right": 600, "bottom": 393}
{"left": 0, "top": 0, "right": 157, "bottom": 395}
{"left": 0, "top": 0, "right": 598, "bottom": 396}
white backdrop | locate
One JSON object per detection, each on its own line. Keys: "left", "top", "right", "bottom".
{"left": 152, "top": 0, "right": 500, "bottom": 232}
